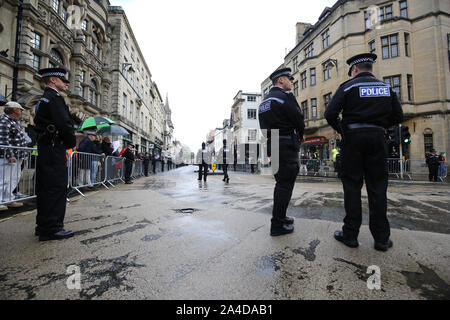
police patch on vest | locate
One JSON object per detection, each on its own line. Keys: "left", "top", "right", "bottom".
{"left": 259, "top": 101, "right": 271, "bottom": 113}
{"left": 359, "top": 86, "right": 390, "bottom": 98}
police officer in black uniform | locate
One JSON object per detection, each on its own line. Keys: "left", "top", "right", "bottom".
{"left": 258, "top": 67, "right": 305, "bottom": 236}
{"left": 426, "top": 149, "right": 440, "bottom": 182}
{"left": 324, "top": 53, "right": 403, "bottom": 251}
{"left": 218, "top": 139, "right": 231, "bottom": 183}
{"left": 197, "top": 142, "right": 209, "bottom": 182}
{"left": 34, "top": 68, "right": 76, "bottom": 241}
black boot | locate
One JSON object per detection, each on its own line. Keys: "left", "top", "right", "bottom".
{"left": 270, "top": 224, "right": 294, "bottom": 236}
{"left": 334, "top": 230, "right": 359, "bottom": 248}
{"left": 374, "top": 239, "right": 393, "bottom": 252}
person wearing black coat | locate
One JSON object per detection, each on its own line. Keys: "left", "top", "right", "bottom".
{"left": 151, "top": 153, "right": 157, "bottom": 174}
{"left": 324, "top": 53, "right": 403, "bottom": 252}
{"left": 258, "top": 67, "right": 304, "bottom": 237}
{"left": 121, "top": 143, "right": 135, "bottom": 184}
{"left": 101, "top": 137, "right": 113, "bottom": 156}
{"left": 218, "top": 139, "right": 231, "bottom": 183}
{"left": 143, "top": 152, "right": 150, "bottom": 176}
{"left": 426, "top": 149, "right": 440, "bottom": 182}
{"left": 196, "top": 142, "right": 210, "bottom": 182}
{"left": 34, "top": 68, "right": 76, "bottom": 241}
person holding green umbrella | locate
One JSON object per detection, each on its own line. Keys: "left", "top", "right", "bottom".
{"left": 79, "top": 116, "right": 115, "bottom": 132}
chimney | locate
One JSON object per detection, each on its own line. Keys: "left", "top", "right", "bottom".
{"left": 296, "top": 22, "right": 311, "bottom": 45}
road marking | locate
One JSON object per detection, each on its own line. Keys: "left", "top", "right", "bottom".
{"left": 0, "top": 192, "right": 98, "bottom": 223}
{"left": 0, "top": 209, "right": 37, "bottom": 223}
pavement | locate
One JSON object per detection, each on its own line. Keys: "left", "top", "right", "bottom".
{"left": 0, "top": 166, "right": 449, "bottom": 300}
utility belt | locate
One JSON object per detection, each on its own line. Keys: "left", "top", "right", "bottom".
{"left": 346, "top": 123, "right": 385, "bottom": 131}
{"left": 279, "top": 132, "right": 301, "bottom": 150}
{"left": 37, "top": 124, "right": 63, "bottom": 146}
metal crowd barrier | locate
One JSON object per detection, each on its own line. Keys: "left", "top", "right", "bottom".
{"left": 69, "top": 151, "right": 109, "bottom": 196}
{"left": 0, "top": 147, "right": 152, "bottom": 207}
{"left": 132, "top": 160, "right": 144, "bottom": 178}
{"left": 105, "top": 156, "right": 125, "bottom": 187}
{"left": 405, "top": 160, "right": 448, "bottom": 181}
{"left": 0, "top": 145, "right": 37, "bottom": 206}
{"left": 386, "top": 158, "right": 402, "bottom": 178}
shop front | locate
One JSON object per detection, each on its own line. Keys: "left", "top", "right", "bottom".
{"left": 300, "top": 137, "right": 330, "bottom": 159}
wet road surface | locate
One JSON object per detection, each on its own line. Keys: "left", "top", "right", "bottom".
{"left": 140, "top": 166, "right": 450, "bottom": 235}
{"left": 0, "top": 166, "right": 449, "bottom": 300}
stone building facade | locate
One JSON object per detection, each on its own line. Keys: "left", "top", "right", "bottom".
{"left": 0, "top": 0, "right": 173, "bottom": 155}
{"left": 262, "top": 0, "right": 450, "bottom": 160}
{"left": 108, "top": 5, "right": 165, "bottom": 156}
{"left": 1, "top": 0, "right": 112, "bottom": 136}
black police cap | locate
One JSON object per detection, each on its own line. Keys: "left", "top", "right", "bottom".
{"left": 38, "top": 67, "right": 70, "bottom": 83}
{"left": 346, "top": 53, "right": 377, "bottom": 76}
{"left": 269, "top": 67, "right": 294, "bottom": 82}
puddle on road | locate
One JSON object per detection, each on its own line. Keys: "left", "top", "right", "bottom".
{"left": 401, "top": 264, "right": 450, "bottom": 300}
{"left": 173, "top": 208, "right": 200, "bottom": 214}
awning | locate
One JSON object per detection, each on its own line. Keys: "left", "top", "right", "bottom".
{"left": 301, "top": 137, "right": 329, "bottom": 145}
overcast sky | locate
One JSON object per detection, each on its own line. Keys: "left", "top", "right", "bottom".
{"left": 110, "top": 0, "right": 337, "bottom": 152}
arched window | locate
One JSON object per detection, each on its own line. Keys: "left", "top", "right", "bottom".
{"left": 89, "top": 79, "right": 98, "bottom": 106}
{"left": 49, "top": 49, "right": 64, "bottom": 68}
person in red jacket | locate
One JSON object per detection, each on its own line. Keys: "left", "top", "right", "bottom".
{"left": 120, "top": 143, "right": 135, "bottom": 184}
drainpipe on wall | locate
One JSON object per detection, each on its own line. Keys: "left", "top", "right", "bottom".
{"left": 12, "top": 0, "right": 24, "bottom": 102}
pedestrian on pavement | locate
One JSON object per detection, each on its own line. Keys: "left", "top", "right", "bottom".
{"left": 438, "top": 152, "right": 446, "bottom": 179}
{"left": 332, "top": 146, "right": 339, "bottom": 171}
{"left": 258, "top": 67, "right": 305, "bottom": 236}
{"left": 219, "top": 139, "right": 230, "bottom": 183}
{"left": 197, "top": 142, "right": 209, "bottom": 182}
{"left": 111, "top": 140, "right": 120, "bottom": 157}
{"left": 300, "top": 153, "right": 308, "bottom": 176}
{"left": 120, "top": 143, "right": 135, "bottom": 184}
{"left": 101, "top": 137, "right": 113, "bottom": 157}
{"left": 0, "top": 102, "right": 28, "bottom": 210}
{"left": 143, "top": 152, "right": 150, "bottom": 176}
{"left": 34, "top": 68, "right": 76, "bottom": 241}
{"left": 77, "top": 131, "right": 104, "bottom": 187}
{"left": 324, "top": 53, "right": 403, "bottom": 252}
{"left": 152, "top": 153, "right": 157, "bottom": 174}
{"left": 313, "top": 149, "right": 320, "bottom": 175}
{"left": 100, "top": 137, "right": 113, "bottom": 181}
{"left": 426, "top": 149, "right": 440, "bottom": 182}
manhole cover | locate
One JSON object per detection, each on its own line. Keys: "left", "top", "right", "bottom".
{"left": 174, "top": 208, "right": 199, "bottom": 214}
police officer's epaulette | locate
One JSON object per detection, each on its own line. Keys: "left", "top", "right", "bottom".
{"left": 39, "top": 97, "right": 50, "bottom": 103}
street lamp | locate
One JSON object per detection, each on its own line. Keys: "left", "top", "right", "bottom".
{"left": 324, "top": 59, "right": 338, "bottom": 72}
{"left": 122, "top": 63, "right": 135, "bottom": 74}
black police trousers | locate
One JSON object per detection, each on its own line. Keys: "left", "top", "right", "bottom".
{"left": 223, "top": 164, "right": 229, "bottom": 180}
{"left": 272, "top": 142, "right": 299, "bottom": 227}
{"left": 198, "top": 162, "right": 208, "bottom": 181}
{"left": 125, "top": 160, "right": 133, "bottom": 182}
{"left": 341, "top": 128, "right": 390, "bottom": 243}
{"left": 35, "top": 141, "right": 68, "bottom": 235}
{"left": 428, "top": 165, "right": 439, "bottom": 182}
